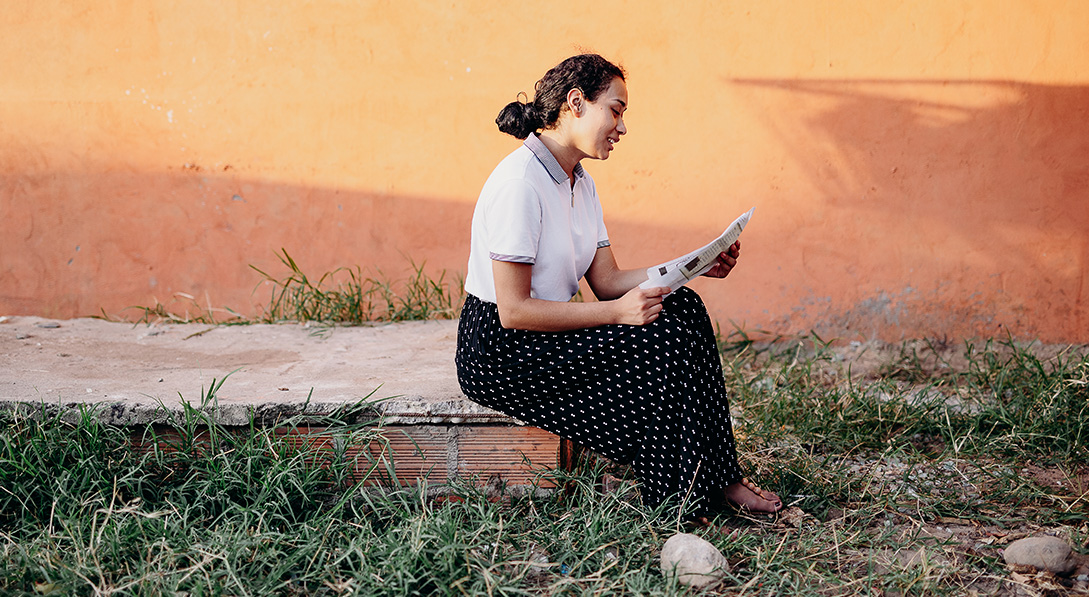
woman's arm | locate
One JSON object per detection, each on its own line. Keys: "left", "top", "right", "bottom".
{"left": 492, "top": 240, "right": 742, "bottom": 332}
{"left": 584, "top": 240, "right": 741, "bottom": 299}
{"left": 583, "top": 246, "right": 651, "bottom": 301}
{"left": 493, "top": 259, "right": 668, "bottom": 331}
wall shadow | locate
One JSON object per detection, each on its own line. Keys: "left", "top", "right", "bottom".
{"left": 725, "top": 78, "right": 1088, "bottom": 341}
{"left": 3, "top": 79, "right": 1088, "bottom": 342}
{"left": 0, "top": 167, "right": 727, "bottom": 325}
{"left": 0, "top": 169, "right": 478, "bottom": 319}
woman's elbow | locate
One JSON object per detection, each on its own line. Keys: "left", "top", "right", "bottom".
{"left": 496, "top": 304, "right": 521, "bottom": 329}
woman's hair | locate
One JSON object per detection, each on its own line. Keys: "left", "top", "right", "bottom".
{"left": 496, "top": 54, "right": 625, "bottom": 139}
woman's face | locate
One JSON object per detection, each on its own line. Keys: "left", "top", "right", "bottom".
{"left": 572, "top": 77, "right": 628, "bottom": 161}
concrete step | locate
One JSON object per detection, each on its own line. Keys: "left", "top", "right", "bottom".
{"left": 0, "top": 316, "right": 563, "bottom": 487}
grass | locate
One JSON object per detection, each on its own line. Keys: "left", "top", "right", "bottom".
{"left": 249, "top": 249, "right": 462, "bottom": 325}
{"left": 0, "top": 396, "right": 678, "bottom": 595}
{"left": 3, "top": 334, "right": 1087, "bottom": 595}
{"left": 117, "top": 292, "right": 245, "bottom": 326}
{"left": 102, "top": 250, "right": 464, "bottom": 327}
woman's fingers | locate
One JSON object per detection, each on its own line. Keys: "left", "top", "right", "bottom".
{"left": 617, "top": 286, "right": 669, "bottom": 325}
{"left": 644, "top": 302, "right": 663, "bottom": 324}
{"left": 703, "top": 241, "right": 742, "bottom": 278}
{"left": 638, "top": 292, "right": 660, "bottom": 323}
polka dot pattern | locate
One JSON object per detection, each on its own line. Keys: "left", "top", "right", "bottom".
{"left": 455, "top": 287, "right": 743, "bottom": 518}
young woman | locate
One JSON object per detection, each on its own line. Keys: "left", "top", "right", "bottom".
{"left": 456, "top": 54, "right": 781, "bottom": 521}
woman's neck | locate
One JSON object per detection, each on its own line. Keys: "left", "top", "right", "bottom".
{"left": 537, "top": 129, "right": 582, "bottom": 183}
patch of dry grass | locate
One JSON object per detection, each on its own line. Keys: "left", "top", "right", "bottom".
{"left": 2, "top": 334, "right": 1086, "bottom": 595}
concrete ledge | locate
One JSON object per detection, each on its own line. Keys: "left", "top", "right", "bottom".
{"left": 0, "top": 316, "right": 515, "bottom": 426}
{"left": 1, "top": 316, "right": 561, "bottom": 486}
{"left": 0, "top": 398, "right": 518, "bottom": 428}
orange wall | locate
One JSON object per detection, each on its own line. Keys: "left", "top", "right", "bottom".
{"left": 3, "top": 1, "right": 1087, "bottom": 342}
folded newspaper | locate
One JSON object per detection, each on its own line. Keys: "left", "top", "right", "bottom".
{"left": 639, "top": 207, "right": 755, "bottom": 293}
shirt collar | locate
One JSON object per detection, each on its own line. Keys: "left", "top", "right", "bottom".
{"left": 524, "top": 133, "right": 585, "bottom": 185}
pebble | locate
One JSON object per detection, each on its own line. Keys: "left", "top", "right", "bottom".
{"left": 524, "top": 544, "right": 550, "bottom": 580}
{"left": 660, "top": 533, "right": 728, "bottom": 588}
{"left": 1002, "top": 536, "right": 1076, "bottom": 575}
{"left": 36, "top": 321, "right": 61, "bottom": 328}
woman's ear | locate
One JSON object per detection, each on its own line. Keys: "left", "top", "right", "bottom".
{"left": 567, "top": 88, "right": 584, "bottom": 116}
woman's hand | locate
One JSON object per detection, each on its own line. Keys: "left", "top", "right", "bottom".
{"left": 702, "top": 240, "right": 741, "bottom": 279}
{"left": 613, "top": 285, "right": 670, "bottom": 325}
{"left": 494, "top": 260, "right": 665, "bottom": 331}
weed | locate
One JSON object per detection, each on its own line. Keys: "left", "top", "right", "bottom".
{"left": 99, "top": 251, "right": 465, "bottom": 326}
{"left": 251, "top": 249, "right": 464, "bottom": 325}
{"left": 109, "top": 292, "right": 244, "bottom": 326}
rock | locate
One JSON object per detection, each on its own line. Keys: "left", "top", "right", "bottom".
{"left": 599, "top": 473, "right": 629, "bottom": 494}
{"left": 1003, "top": 536, "right": 1076, "bottom": 575}
{"left": 778, "top": 506, "right": 814, "bottom": 528}
{"left": 660, "top": 533, "right": 728, "bottom": 588}
{"left": 524, "top": 548, "right": 550, "bottom": 580}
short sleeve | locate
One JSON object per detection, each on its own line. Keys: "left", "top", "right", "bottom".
{"left": 483, "top": 179, "right": 542, "bottom": 264}
{"left": 597, "top": 210, "right": 610, "bottom": 249}
{"left": 589, "top": 177, "right": 610, "bottom": 248}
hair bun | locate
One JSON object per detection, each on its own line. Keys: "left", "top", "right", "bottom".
{"left": 495, "top": 100, "right": 541, "bottom": 139}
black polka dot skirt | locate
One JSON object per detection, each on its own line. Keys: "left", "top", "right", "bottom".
{"left": 455, "top": 287, "right": 744, "bottom": 518}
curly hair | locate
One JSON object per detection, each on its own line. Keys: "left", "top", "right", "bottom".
{"left": 495, "top": 54, "right": 625, "bottom": 139}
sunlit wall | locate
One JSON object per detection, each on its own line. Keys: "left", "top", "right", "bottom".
{"left": 3, "top": 1, "right": 1086, "bottom": 341}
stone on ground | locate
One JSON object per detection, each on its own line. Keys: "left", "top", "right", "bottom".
{"left": 1002, "top": 536, "right": 1076, "bottom": 575}
{"left": 660, "top": 533, "right": 728, "bottom": 588}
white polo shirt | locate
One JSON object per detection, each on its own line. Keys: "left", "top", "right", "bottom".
{"left": 465, "top": 134, "right": 611, "bottom": 303}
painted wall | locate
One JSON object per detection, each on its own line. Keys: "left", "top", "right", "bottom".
{"left": 2, "top": 1, "right": 1087, "bottom": 342}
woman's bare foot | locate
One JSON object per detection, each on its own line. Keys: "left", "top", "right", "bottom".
{"left": 723, "top": 478, "right": 782, "bottom": 513}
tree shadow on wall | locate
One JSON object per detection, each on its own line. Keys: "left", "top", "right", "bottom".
{"left": 0, "top": 170, "right": 477, "bottom": 318}
{"left": 728, "top": 78, "right": 1089, "bottom": 340}
{"left": 0, "top": 163, "right": 749, "bottom": 323}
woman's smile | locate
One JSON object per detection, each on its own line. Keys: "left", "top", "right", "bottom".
{"left": 581, "top": 76, "right": 627, "bottom": 160}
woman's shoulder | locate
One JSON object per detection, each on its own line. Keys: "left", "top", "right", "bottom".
{"left": 482, "top": 144, "right": 552, "bottom": 192}
{"left": 491, "top": 143, "right": 539, "bottom": 175}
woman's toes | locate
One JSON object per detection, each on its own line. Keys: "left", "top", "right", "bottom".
{"left": 724, "top": 480, "right": 783, "bottom": 513}
{"left": 741, "top": 478, "right": 781, "bottom": 506}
